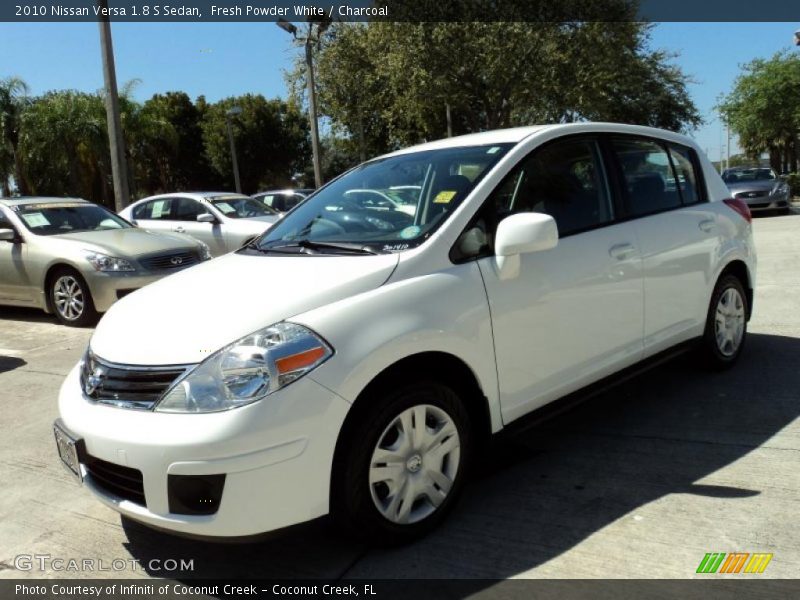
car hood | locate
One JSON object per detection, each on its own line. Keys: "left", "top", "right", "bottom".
{"left": 55, "top": 228, "right": 197, "bottom": 257}
{"left": 91, "top": 251, "right": 400, "bottom": 365}
{"left": 726, "top": 180, "right": 778, "bottom": 193}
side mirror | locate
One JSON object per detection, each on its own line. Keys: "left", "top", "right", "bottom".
{"left": 0, "top": 228, "right": 17, "bottom": 242}
{"left": 494, "top": 213, "right": 558, "bottom": 280}
{"left": 197, "top": 213, "right": 216, "bottom": 224}
{"left": 495, "top": 212, "right": 558, "bottom": 256}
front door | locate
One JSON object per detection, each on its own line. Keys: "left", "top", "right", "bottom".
{"left": 475, "top": 137, "right": 645, "bottom": 423}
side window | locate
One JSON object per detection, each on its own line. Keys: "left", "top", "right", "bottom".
{"left": 490, "top": 138, "right": 614, "bottom": 237}
{"left": 286, "top": 195, "right": 304, "bottom": 210}
{"left": 172, "top": 197, "right": 205, "bottom": 222}
{"left": 260, "top": 195, "right": 275, "bottom": 208}
{"left": 612, "top": 138, "right": 682, "bottom": 216}
{"left": 668, "top": 144, "right": 701, "bottom": 205}
{"left": 133, "top": 198, "right": 172, "bottom": 220}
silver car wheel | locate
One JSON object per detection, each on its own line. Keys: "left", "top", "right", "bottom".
{"left": 714, "top": 287, "right": 745, "bottom": 357}
{"left": 369, "top": 404, "right": 461, "bottom": 525}
{"left": 53, "top": 275, "right": 85, "bottom": 321}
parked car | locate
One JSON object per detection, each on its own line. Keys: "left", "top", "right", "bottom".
{"left": 0, "top": 197, "right": 210, "bottom": 326}
{"left": 55, "top": 123, "right": 755, "bottom": 544}
{"left": 120, "top": 192, "right": 280, "bottom": 256}
{"left": 252, "top": 189, "right": 313, "bottom": 214}
{"left": 721, "top": 167, "right": 791, "bottom": 214}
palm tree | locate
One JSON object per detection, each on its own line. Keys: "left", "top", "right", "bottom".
{"left": 0, "top": 76, "right": 30, "bottom": 196}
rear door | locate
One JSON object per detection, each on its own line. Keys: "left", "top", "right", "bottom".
{"left": 475, "top": 136, "right": 645, "bottom": 422}
{"left": 608, "top": 136, "right": 720, "bottom": 356}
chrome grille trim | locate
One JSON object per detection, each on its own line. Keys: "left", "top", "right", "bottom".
{"left": 139, "top": 251, "right": 199, "bottom": 271}
{"left": 80, "top": 351, "right": 194, "bottom": 410}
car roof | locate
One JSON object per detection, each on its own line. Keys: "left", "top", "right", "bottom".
{"left": 253, "top": 189, "right": 308, "bottom": 196}
{"left": 132, "top": 192, "right": 248, "bottom": 204}
{"left": 379, "top": 122, "right": 700, "bottom": 159}
{"left": 0, "top": 196, "right": 89, "bottom": 207}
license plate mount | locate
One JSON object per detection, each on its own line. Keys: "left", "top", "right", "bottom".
{"left": 53, "top": 421, "right": 83, "bottom": 484}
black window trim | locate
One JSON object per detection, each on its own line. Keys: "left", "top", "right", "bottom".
{"left": 603, "top": 133, "right": 709, "bottom": 223}
{"left": 450, "top": 133, "right": 620, "bottom": 264}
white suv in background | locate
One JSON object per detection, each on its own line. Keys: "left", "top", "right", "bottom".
{"left": 55, "top": 123, "right": 755, "bottom": 544}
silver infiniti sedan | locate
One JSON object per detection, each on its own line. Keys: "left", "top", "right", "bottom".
{"left": 722, "top": 167, "right": 792, "bottom": 214}
{"left": 0, "top": 197, "right": 211, "bottom": 326}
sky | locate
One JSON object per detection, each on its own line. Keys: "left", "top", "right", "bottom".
{"left": 1, "top": 21, "right": 798, "bottom": 160}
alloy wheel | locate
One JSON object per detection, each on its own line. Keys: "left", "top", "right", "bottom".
{"left": 53, "top": 275, "right": 85, "bottom": 321}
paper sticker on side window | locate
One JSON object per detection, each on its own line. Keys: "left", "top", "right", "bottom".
{"left": 151, "top": 200, "right": 168, "bottom": 219}
{"left": 21, "top": 212, "right": 50, "bottom": 227}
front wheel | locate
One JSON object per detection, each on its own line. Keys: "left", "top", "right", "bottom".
{"left": 699, "top": 274, "right": 748, "bottom": 369}
{"left": 331, "top": 381, "right": 472, "bottom": 545}
{"left": 49, "top": 268, "right": 98, "bottom": 327}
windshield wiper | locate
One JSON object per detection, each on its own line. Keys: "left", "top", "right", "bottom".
{"left": 271, "top": 239, "right": 379, "bottom": 255}
{"left": 248, "top": 239, "right": 380, "bottom": 255}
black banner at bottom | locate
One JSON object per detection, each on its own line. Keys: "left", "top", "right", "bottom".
{"left": 3, "top": 579, "right": 799, "bottom": 600}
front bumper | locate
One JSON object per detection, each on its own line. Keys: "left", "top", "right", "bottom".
{"left": 57, "top": 363, "right": 351, "bottom": 537}
{"left": 82, "top": 270, "right": 166, "bottom": 313}
{"left": 738, "top": 195, "right": 790, "bottom": 213}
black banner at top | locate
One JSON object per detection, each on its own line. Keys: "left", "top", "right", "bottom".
{"left": 1, "top": 0, "right": 800, "bottom": 23}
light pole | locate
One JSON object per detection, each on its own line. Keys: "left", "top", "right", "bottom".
{"left": 97, "top": 0, "right": 130, "bottom": 211}
{"left": 225, "top": 106, "right": 242, "bottom": 194}
{"left": 277, "top": 18, "right": 328, "bottom": 189}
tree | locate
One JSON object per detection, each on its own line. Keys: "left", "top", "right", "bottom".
{"left": 301, "top": 21, "right": 700, "bottom": 155}
{"left": 718, "top": 52, "right": 800, "bottom": 174}
{"left": 201, "top": 95, "right": 309, "bottom": 193}
{"left": 18, "top": 90, "right": 112, "bottom": 204}
{"left": 0, "top": 76, "right": 30, "bottom": 196}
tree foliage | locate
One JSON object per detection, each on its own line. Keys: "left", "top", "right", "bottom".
{"left": 2, "top": 84, "right": 311, "bottom": 205}
{"left": 201, "top": 95, "right": 309, "bottom": 193}
{"left": 301, "top": 21, "right": 700, "bottom": 159}
{"left": 718, "top": 51, "right": 800, "bottom": 173}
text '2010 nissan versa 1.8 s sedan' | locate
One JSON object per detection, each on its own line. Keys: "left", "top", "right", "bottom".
{"left": 54, "top": 123, "right": 756, "bottom": 544}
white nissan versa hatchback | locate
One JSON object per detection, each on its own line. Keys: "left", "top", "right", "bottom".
{"left": 54, "top": 123, "right": 755, "bottom": 543}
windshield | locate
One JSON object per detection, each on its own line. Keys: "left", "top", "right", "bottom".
{"left": 252, "top": 144, "right": 512, "bottom": 254}
{"left": 723, "top": 168, "right": 777, "bottom": 183}
{"left": 209, "top": 195, "right": 278, "bottom": 218}
{"left": 13, "top": 203, "right": 131, "bottom": 236}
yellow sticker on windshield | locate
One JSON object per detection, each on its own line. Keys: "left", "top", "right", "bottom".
{"left": 434, "top": 191, "right": 457, "bottom": 204}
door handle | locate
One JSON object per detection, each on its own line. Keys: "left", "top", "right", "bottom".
{"left": 174, "top": 226, "right": 186, "bottom": 233}
{"left": 609, "top": 243, "right": 636, "bottom": 261}
{"left": 698, "top": 219, "right": 715, "bottom": 233}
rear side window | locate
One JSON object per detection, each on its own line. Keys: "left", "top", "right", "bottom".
{"left": 133, "top": 198, "right": 173, "bottom": 220}
{"left": 667, "top": 144, "right": 702, "bottom": 205}
{"left": 489, "top": 138, "right": 613, "bottom": 237}
{"left": 612, "top": 138, "right": 682, "bottom": 216}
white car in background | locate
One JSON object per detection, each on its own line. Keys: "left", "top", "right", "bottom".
{"left": 56, "top": 123, "right": 755, "bottom": 544}
{"left": 120, "top": 192, "right": 280, "bottom": 256}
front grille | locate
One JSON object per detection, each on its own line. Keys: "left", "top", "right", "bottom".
{"left": 81, "top": 352, "right": 189, "bottom": 410}
{"left": 735, "top": 190, "right": 767, "bottom": 199}
{"left": 84, "top": 454, "right": 146, "bottom": 507}
{"left": 139, "top": 251, "right": 199, "bottom": 271}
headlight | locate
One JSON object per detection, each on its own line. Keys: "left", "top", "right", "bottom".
{"left": 771, "top": 183, "right": 789, "bottom": 196}
{"left": 155, "top": 322, "right": 333, "bottom": 413}
{"left": 84, "top": 251, "right": 136, "bottom": 272}
{"left": 198, "top": 242, "right": 212, "bottom": 261}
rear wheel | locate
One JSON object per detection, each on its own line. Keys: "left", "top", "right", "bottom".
{"left": 332, "top": 381, "right": 472, "bottom": 545}
{"left": 699, "top": 274, "right": 747, "bottom": 369}
{"left": 49, "top": 268, "right": 98, "bottom": 327}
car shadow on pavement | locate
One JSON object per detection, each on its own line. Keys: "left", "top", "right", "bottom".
{"left": 0, "top": 305, "right": 58, "bottom": 324}
{"left": 0, "top": 355, "right": 26, "bottom": 374}
{"left": 121, "top": 332, "right": 799, "bottom": 583}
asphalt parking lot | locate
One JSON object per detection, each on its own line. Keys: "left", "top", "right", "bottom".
{"left": 1, "top": 210, "right": 799, "bottom": 584}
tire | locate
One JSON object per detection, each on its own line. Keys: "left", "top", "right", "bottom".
{"left": 699, "top": 274, "right": 748, "bottom": 370}
{"left": 49, "top": 268, "right": 99, "bottom": 327}
{"left": 331, "top": 381, "right": 472, "bottom": 545}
